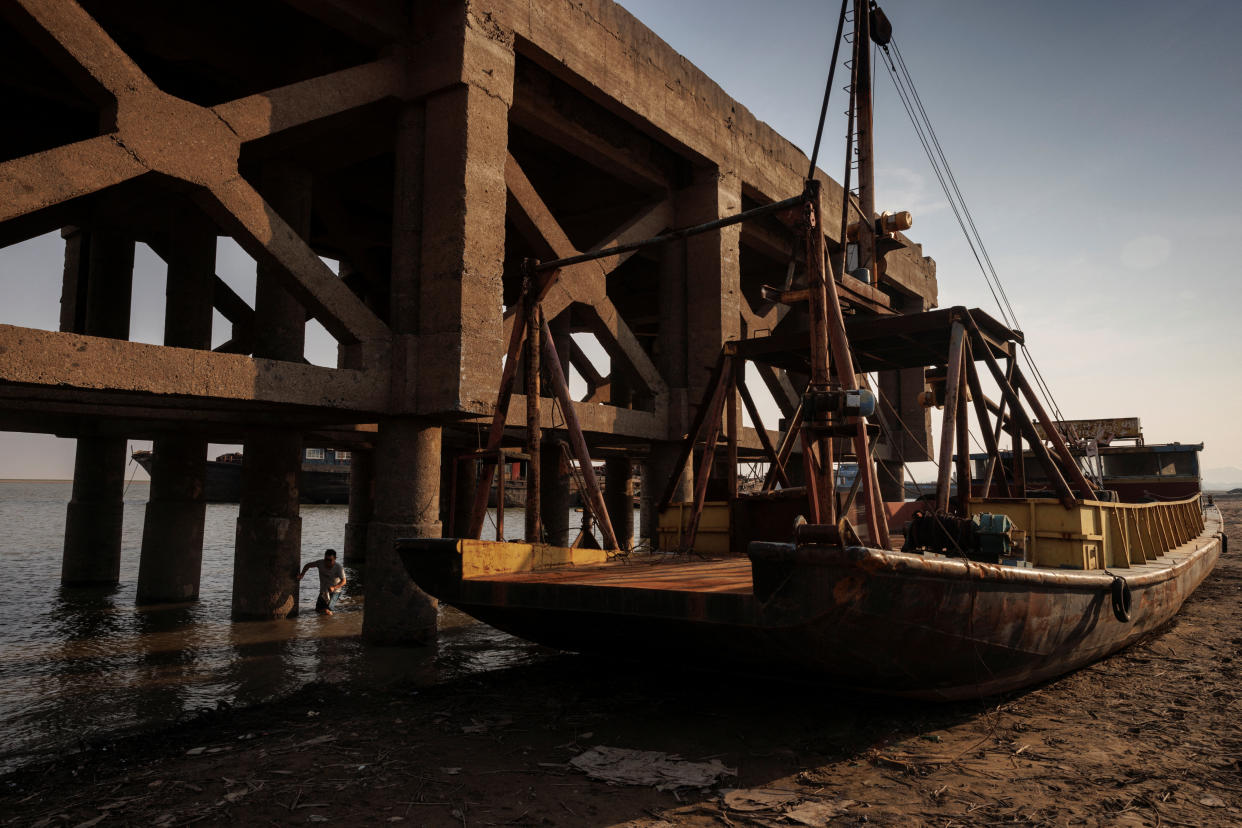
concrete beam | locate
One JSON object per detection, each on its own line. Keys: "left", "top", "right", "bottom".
{"left": 510, "top": 59, "right": 674, "bottom": 194}
{"left": 281, "top": 0, "right": 408, "bottom": 46}
{"left": 0, "top": 324, "right": 387, "bottom": 411}
{"left": 503, "top": 154, "right": 667, "bottom": 403}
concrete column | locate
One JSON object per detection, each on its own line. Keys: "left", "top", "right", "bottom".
{"left": 62, "top": 438, "right": 128, "bottom": 585}
{"left": 408, "top": 17, "right": 512, "bottom": 415}
{"left": 446, "top": 441, "right": 475, "bottom": 539}
{"left": 231, "top": 432, "right": 302, "bottom": 619}
{"left": 362, "top": 419, "right": 441, "bottom": 644}
{"left": 343, "top": 449, "right": 374, "bottom": 565}
{"left": 877, "top": 366, "right": 933, "bottom": 502}
{"left": 604, "top": 456, "right": 634, "bottom": 551}
{"left": 251, "top": 166, "right": 310, "bottom": 363}
{"left": 233, "top": 164, "right": 310, "bottom": 619}
{"left": 541, "top": 441, "right": 571, "bottom": 547}
{"left": 137, "top": 440, "right": 206, "bottom": 602}
{"left": 137, "top": 217, "right": 214, "bottom": 604}
{"left": 61, "top": 229, "right": 133, "bottom": 586}
{"left": 641, "top": 441, "right": 692, "bottom": 546}
{"left": 877, "top": 460, "right": 905, "bottom": 504}
{"left": 678, "top": 167, "right": 741, "bottom": 407}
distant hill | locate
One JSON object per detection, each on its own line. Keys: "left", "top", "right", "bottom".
{"left": 1203, "top": 466, "right": 1242, "bottom": 491}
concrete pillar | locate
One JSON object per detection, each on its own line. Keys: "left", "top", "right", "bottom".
{"left": 362, "top": 419, "right": 441, "bottom": 644}
{"left": 541, "top": 442, "right": 571, "bottom": 547}
{"left": 447, "top": 441, "right": 475, "bottom": 539}
{"left": 604, "top": 456, "right": 634, "bottom": 551}
{"left": 137, "top": 217, "right": 214, "bottom": 604}
{"left": 233, "top": 164, "right": 310, "bottom": 619}
{"left": 679, "top": 167, "right": 741, "bottom": 407}
{"left": 406, "top": 13, "right": 512, "bottom": 415}
{"left": 877, "top": 366, "right": 934, "bottom": 502}
{"left": 641, "top": 441, "right": 692, "bottom": 546}
{"left": 61, "top": 228, "right": 133, "bottom": 586}
{"left": 877, "top": 460, "right": 905, "bottom": 504}
{"left": 231, "top": 432, "right": 302, "bottom": 619}
{"left": 343, "top": 449, "right": 374, "bottom": 565}
{"left": 62, "top": 438, "right": 128, "bottom": 585}
{"left": 137, "top": 440, "right": 206, "bottom": 602}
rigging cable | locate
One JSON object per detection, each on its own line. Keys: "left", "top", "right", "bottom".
{"left": 876, "top": 34, "right": 1073, "bottom": 434}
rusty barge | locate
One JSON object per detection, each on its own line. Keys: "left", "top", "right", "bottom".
{"left": 398, "top": 0, "right": 1225, "bottom": 699}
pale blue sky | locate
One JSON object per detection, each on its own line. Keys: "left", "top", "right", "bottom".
{"left": 614, "top": 0, "right": 1242, "bottom": 477}
{"left": 0, "top": 1, "right": 1239, "bottom": 480}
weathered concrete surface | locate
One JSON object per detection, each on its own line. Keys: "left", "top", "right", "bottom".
{"left": 231, "top": 431, "right": 303, "bottom": 620}
{"left": 137, "top": 216, "right": 215, "bottom": 604}
{"left": 137, "top": 436, "right": 207, "bottom": 603}
{"left": 61, "top": 436, "right": 127, "bottom": 586}
{"left": 362, "top": 418, "right": 441, "bottom": 644}
{"left": 0, "top": 326, "right": 387, "bottom": 412}
{"left": 0, "top": 0, "right": 940, "bottom": 630}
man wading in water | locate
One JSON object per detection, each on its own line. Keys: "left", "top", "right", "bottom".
{"left": 299, "top": 549, "right": 347, "bottom": 615}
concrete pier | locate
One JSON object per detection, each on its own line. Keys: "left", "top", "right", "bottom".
{"left": 61, "top": 229, "right": 134, "bottom": 587}
{"left": 137, "top": 217, "right": 215, "bottom": 604}
{"left": 541, "top": 442, "right": 572, "bottom": 547}
{"left": 362, "top": 419, "right": 441, "bottom": 644}
{"left": 232, "top": 166, "right": 311, "bottom": 620}
{"left": 231, "top": 433, "right": 303, "bottom": 619}
{"left": 344, "top": 449, "right": 374, "bottom": 565}
{"left": 642, "top": 443, "right": 692, "bottom": 546}
{"left": 137, "top": 439, "right": 207, "bottom": 603}
{"left": 605, "top": 456, "right": 634, "bottom": 550}
{"left": 62, "top": 438, "right": 129, "bottom": 586}
{"left": 1, "top": 0, "right": 937, "bottom": 637}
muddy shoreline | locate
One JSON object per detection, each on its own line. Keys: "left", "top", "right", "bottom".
{"left": 3, "top": 499, "right": 1237, "bottom": 827}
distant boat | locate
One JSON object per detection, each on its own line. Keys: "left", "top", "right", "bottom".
{"left": 131, "top": 448, "right": 351, "bottom": 504}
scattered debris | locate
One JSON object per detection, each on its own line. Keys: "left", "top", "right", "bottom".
{"left": 785, "top": 799, "right": 855, "bottom": 825}
{"left": 720, "top": 788, "right": 799, "bottom": 812}
{"left": 569, "top": 746, "right": 736, "bottom": 791}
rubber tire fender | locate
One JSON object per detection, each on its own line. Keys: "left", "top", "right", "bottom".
{"left": 1111, "top": 576, "right": 1132, "bottom": 623}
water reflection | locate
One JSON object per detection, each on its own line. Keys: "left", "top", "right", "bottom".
{"left": 0, "top": 481, "right": 562, "bottom": 776}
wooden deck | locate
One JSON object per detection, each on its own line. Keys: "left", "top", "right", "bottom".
{"left": 477, "top": 555, "right": 754, "bottom": 594}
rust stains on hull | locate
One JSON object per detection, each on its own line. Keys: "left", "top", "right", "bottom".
{"left": 397, "top": 508, "right": 1226, "bottom": 701}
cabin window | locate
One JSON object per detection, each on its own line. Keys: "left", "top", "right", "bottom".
{"left": 1164, "top": 453, "right": 1198, "bottom": 477}
{"left": 305, "top": 448, "right": 325, "bottom": 460}
{"left": 336, "top": 450, "right": 351, "bottom": 462}
{"left": 1102, "top": 454, "right": 1159, "bottom": 477}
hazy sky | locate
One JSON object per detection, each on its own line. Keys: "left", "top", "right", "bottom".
{"left": 614, "top": 0, "right": 1242, "bottom": 475}
{"left": 1, "top": 0, "right": 1239, "bottom": 479}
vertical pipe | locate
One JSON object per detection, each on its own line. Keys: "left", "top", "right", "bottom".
{"left": 854, "top": 0, "right": 877, "bottom": 279}
{"left": 803, "top": 181, "right": 834, "bottom": 523}
{"left": 524, "top": 272, "right": 542, "bottom": 543}
{"left": 726, "top": 367, "right": 739, "bottom": 499}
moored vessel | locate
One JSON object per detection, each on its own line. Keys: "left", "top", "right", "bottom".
{"left": 397, "top": 0, "right": 1226, "bottom": 700}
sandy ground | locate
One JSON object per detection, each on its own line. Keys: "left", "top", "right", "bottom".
{"left": 2, "top": 498, "right": 1237, "bottom": 827}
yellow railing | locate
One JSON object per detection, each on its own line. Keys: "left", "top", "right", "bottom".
{"left": 968, "top": 494, "right": 1205, "bottom": 570}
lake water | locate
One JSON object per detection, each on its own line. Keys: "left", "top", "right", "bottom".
{"left": 0, "top": 480, "right": 635, "bottom": 775}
